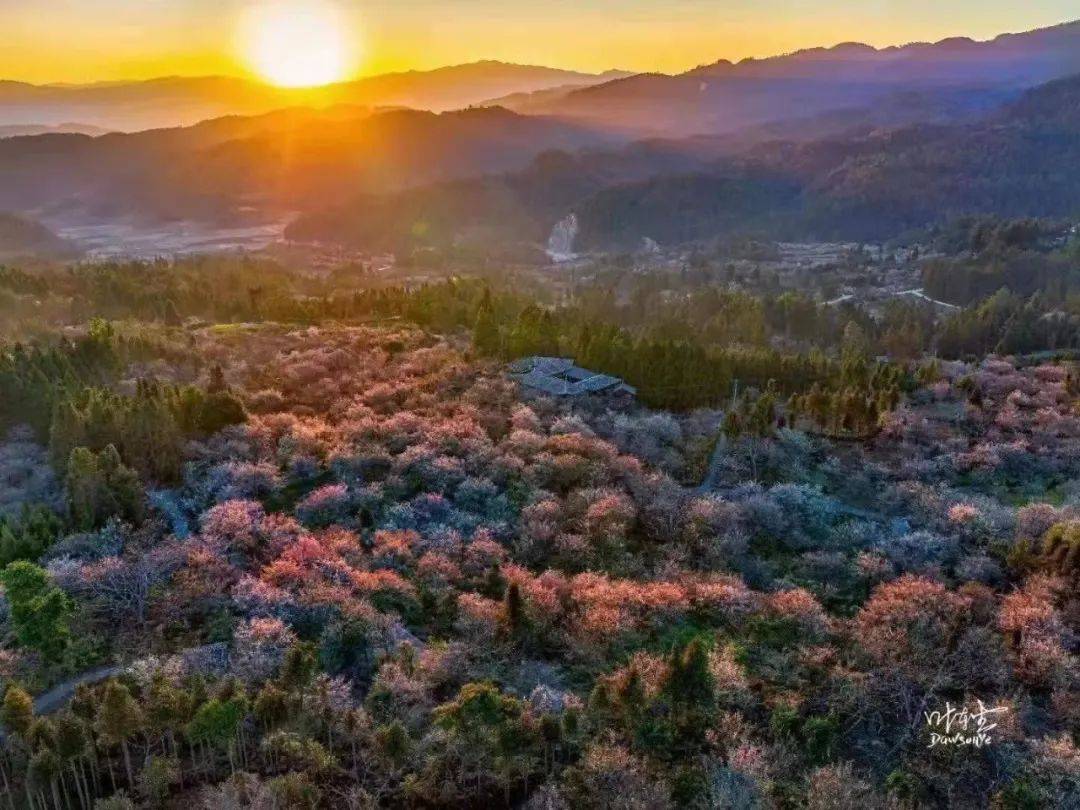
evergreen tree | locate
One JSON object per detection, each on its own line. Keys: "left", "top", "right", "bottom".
{"left": 472, "top": 290, "right": 501, "bottom": 357}
{"left": 0, "top": 505, "right": 62, "bottom": 566}
{"left": 1, "top": 684, "right": 34, "bottom": 739}
{"left": 0, "top": 560, "right": 72, "bottom": 661}
{"left": 196, "top": 391, "right": 246, "bottom": 436}
{"left": 66, "top": 445, "right": 143, "bottom": 531}
{"left": 95, "top": 680, "right": 144, "bottom": 787}
{"left": 537, "top": 311, "right": 560, "bottom": 357}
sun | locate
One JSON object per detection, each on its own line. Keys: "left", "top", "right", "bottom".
{"left": 240, "top": 1, "right": 354, "bottom": 88}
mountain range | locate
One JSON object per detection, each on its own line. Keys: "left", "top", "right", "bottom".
{"left": 0, "top": 105, "right": 617, "bottom": 226}
{"left": 0, "top": 63, "right": 630, "bottom": 132}
{"left": 501, "top": 20, "right": 1080, "bottom": 136}
{"left": 2, "top": 19, "right": 1079, "bottom": 255}
{"left": 290, "top": 70, "right": 1080, "bottom": 250}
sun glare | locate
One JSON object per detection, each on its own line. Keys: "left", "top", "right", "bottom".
{"left": 241, "top": 1, "right": 354, "bottom": 88}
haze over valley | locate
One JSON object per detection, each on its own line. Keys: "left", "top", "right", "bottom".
{"left": 0, "top": 19, "right": 1078, "bottom": 261}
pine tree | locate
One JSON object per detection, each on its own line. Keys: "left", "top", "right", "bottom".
{"left": 537, "top": 311, "right": 560, "bottom": 357}
{"left": 53, "top": 712, "right": 92, "bottom": 810}
{"left": 1, "top": 684, "right": 34, "bottom": 739}
{"left": 196, "top": 391, "right": 246, "bottom": 436}
{"left": 472, "top": 290, "right": 500, "bottom": 357}
{"left": 0, "top": 561, "right": 72, "bottom": 661}
{"left": 95, "top": 680, "right": 145, "bottom": 787}
{"left": 66, "top": 445, "right": 144, "bottom": 530}
{"left": 1041, "top": 521, "right": 1080, "bottom": 583}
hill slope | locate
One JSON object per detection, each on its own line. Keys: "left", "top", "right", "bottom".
{"left": 291, "top": 72, "right": 1080, "bottom": 250}
{"left": 511, "top": 20, "right": 1080, "bottom": 136}
{"left": 0, "top": 63, "right": 630, "bottom": 132}
{"left": 0, "top": 213, "right": 78, "bottom": 258}
{"left": 0, "top": 105, "right": 617, "bottom": 226}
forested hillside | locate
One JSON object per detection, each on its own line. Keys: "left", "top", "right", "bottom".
{"left": 0, "top": 257, "right": 1077, "bottom": 808}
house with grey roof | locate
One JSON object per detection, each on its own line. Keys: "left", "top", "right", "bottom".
{"left": 508, "top": 356, "right": 636, "bottom": 400}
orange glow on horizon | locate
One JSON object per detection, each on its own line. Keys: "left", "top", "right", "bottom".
{"left": 0, "top": 4, "right": 1073, "bottom": 86}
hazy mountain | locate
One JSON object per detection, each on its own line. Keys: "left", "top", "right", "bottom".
{"left": 0, "top": 122, "right": 109, "bottom": 138}
{"left": 684, "top": 21, "right": 1080, "bottom": 84}
{"left": 0, "top": 213, "right": 79, "bottom": 259}
{"left": 285, "top": 142, "right": 709, "bottom": 250}
{"left": 555, "top": 71, "right": 1080, "bottom": 245}
{"left": 290, "top": 70, "right": 1080, "bottom": 251}
{"left": 508, "top": 20, "right": 1080, "bottom": 136}
{"left": 0, "top": 105, "right": 617, "bottom": 227}
{"left": 784, "top": 72, "right": 1080, "bottom": 237}
{"left": 0, "top": 63, "right": 630, "bottom": 132}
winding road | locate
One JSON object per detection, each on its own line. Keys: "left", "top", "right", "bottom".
{"left": 31, "top": 664, "right": 121, "bottom": 716}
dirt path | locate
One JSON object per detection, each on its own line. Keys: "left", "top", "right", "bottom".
{"left": 0, "top": 663, "right": 119, "bottom": 742}
{"left": 31, "top": 664, "right": 122, "bottom": 716}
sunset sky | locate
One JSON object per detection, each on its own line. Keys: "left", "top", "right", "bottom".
{"left": 2, "top": 1, "right": 1077, "bottom": 85}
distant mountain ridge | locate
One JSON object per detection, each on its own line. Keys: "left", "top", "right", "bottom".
{"left": 289, "top": 70, "right": 1080, "bottom": 251}
{"left": 685, "top": 20, "right": 1080, "bottom": 83}
{"left": 0, "top": 63, "right": 632, "bottom": 132}
{"left": 0, "top": 122, "right": 109, "bottom": 138}
{"left": 5, "top": 19, "right": 1080, "bottom": 257}
{"left": 507, "top": 19, "right": 1080, "bottom": 136}
{"left": 0, "top": 105, "right": 618, "bottom": 227}
{"left": 0, "top": 213, "right": 78, "bottom": 259}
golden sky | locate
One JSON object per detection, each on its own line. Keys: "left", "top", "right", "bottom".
{"left": 2, "top": 1, "right": 1076, "bottom": 85}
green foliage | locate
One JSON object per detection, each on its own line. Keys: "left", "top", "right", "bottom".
{"left": 938, "top": 289, "right": 1080, "bottom": 357}
{"left": 885, "top": 769, "right": 923, "bottom": 804}
{"left": 0, "top": 560, "right": 72, "bottom": 661}
{"left": 802, "top": 714, "right": 842, "bottom": 764}
{"left": 94, "top": 680, "right": 144, "bottom": 748}
{"left": 137, "top": 756, "right": 179, "bottom": 808}
{"left": 65, "top": 444, "right": 144, "bottom": 531}
{"left": 261, "top": 731, "right": 338, "bottom": 776}
{"left": 51, "top": 377, "right": 243, "bottom": 483}
{"left": 996, "top": 779, "right": 1043, "bottom": 810}
{"left": 0, "top": 504, "right": 63, "bottom": 566}
{"left": 574, "top": 174, "right": 800, "bottom": 250}
{"left": 279, "top": 642, "right": 320, "bottom": 690}
{"left": 53, "top": 711, "right": 91, "bottom": 761}
{"left": 266, "top": 772, "right": 322, "bottom": 808}
{"left": 253, "top": 682, "right": 289, "bottom": 730}
{"left": 319, "top": 615, "right": 374, "bottom": 680}
{"left": 374, "top": 720, "right": 410, "bottom": 766}
{"left": 1, "top": 683, "right": 34, "bottom": 738}
{"left": 769, "top": 704, "right": 801, "bottom": 740}
{"left": 472, "top": 289, "right": 501, "bottom": 357}
{"left": 186, "top": 696, "right": 246, "bottom": 749}
{"left": 196, "top": 390, "right": 247, "bottom": 435}
{"left": 922, "top": 236, "right": 1079, "bottom": 306}
{"left": 663, "top": 638, "right": 715, "bottom": 714}
{"left": 434, "top": 681, "right": 521, "bottom": 733}
{"left": 1040, "top": 520, "right": 1080, "bottom": 582}
{"left": 0, "top": 324, "right": 121, "bottom": 436}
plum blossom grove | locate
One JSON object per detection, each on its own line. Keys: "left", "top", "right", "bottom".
{"left": 0, "top": 321, "right": 1076, "bottom": 809}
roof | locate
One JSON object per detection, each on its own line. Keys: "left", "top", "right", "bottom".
{"left": 509, "top": 356, "right": 637, "bottom": 397}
